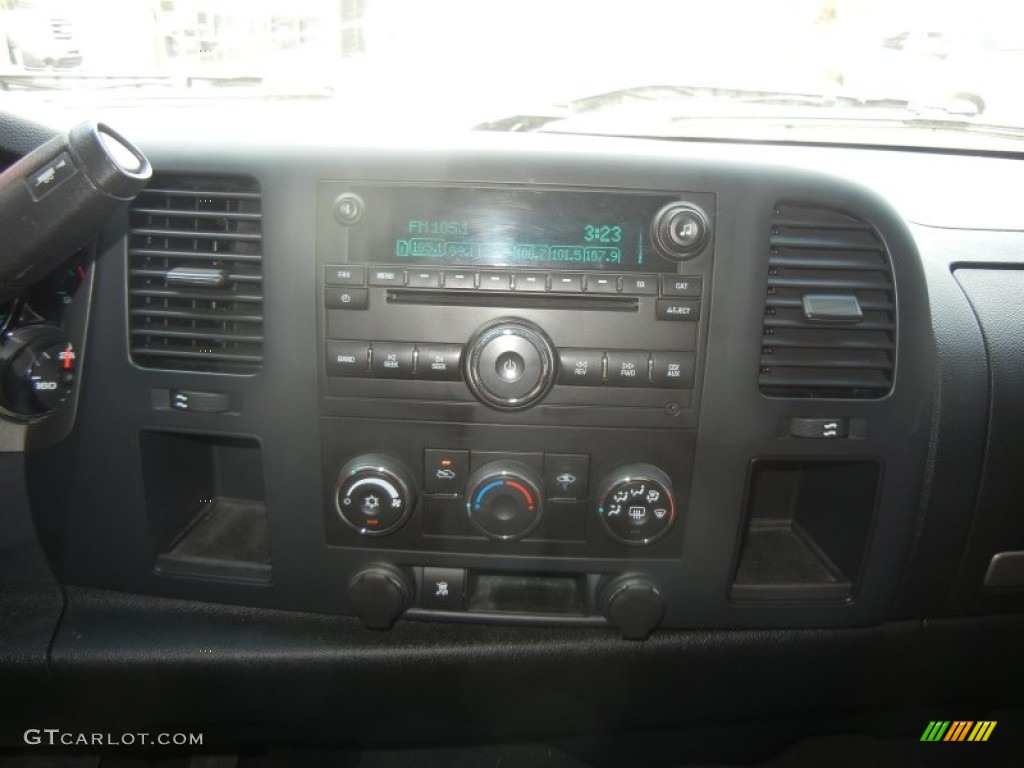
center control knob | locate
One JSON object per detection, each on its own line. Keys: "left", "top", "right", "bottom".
{"left": 595, "top": 464, "right": 676, "bottom": 546}
{"left": 334, "top": 454, "right": 417, "bottom": 536}
{"left": 464, "top": 318, "right": 556, "bottom": 410}
{"left": 466, "top": 460, "right": 544, "bottom": 540}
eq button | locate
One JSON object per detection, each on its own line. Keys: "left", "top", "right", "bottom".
{"left": 621, "top": 275, "right": 658, "bottom": 295}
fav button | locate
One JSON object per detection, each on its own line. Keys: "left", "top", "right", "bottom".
{"left": 324, "top": 265, "right": 365, "bottom": 286}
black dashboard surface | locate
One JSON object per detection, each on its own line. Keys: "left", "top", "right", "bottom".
{"left": 2, "top": 122, "right": 1024, "bottom": 761}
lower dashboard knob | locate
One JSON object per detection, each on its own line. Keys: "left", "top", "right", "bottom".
{"left": 464, "top": 318, "right": 556, "bottom": 410}
{"left": 348, "top": 564, "right": 411, "bottom": 630}
{"left": 601, "top": 574, "right": 665, "bottom": 640}
{"left": 466, "top": 460, "right": 544, "bottom": 540}
{"left": 595, "top": 464, "right": 676, "bottom": 546}
{"left": 334, "top": 454, "right": 417, "bottom": 536}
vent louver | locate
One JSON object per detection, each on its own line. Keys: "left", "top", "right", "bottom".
{"left": 128, "top": 175, "right": 263, "bottom": 374}
{"left": 759, "top": 204, "right": 896, "bottom": 398}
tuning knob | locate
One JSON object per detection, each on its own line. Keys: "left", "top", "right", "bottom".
{"left": 0, "top": 324, "right": 76, "bottom": 418}
{"left": 466, "top": 460, "right": 544, "bottom": 540}
{"left": 595, "top": 464, "right": 676, "bottom": 546}
{"left": 333, "top": 454, "right": 417, "bottom": 536}
{"left": 463, "top": 318, "right": 556, "bottom": 410}
{"left": 348, "top": 564, "right": 411, "bottom": 630}
{"left": 601, "top": 574, "right": 665, "bottom": 640}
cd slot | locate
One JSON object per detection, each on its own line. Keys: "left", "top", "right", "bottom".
{"left": 386, "top": 289, "right": 639, "bottom": 312}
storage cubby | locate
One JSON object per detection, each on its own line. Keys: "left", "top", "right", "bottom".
{"left": 139, "top": 431, "right": 270, "bottom": 583}
{"left": 731, "top": 460, "right": 881, "bottom": 601}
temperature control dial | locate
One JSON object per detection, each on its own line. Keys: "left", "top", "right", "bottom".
{"left": 466, "top": 460, "right": 544, "bottom": 540}
{"left": 334, "top": 454, "right": 416, "bottom": 536}
{"left": 0, "top": 324, "right": 76, "bottom": 418}
{"left": 596, "top": 464, "right": 676, "bottom": 546}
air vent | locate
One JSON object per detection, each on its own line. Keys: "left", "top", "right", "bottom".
{"left": 128, "top": 175, "right": 263, "bottom": 374}
{"left": 759, "top": 204, "right": 896, "bottom": 398}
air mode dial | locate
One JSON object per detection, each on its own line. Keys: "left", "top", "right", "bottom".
{"left": 596, "top": 464, "right": 676, "bottom": 546}
{"left": 334, "top": 454, "right": 416, "bottom": 536}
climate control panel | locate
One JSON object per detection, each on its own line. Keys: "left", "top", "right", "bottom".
{"left": 325, "top": 440, "right": 684, "bottom": 558}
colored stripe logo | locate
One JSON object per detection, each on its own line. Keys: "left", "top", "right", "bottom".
{"left": 920, "top": 721, "right": 996, "bottom": 742}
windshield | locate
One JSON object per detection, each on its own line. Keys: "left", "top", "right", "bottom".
{"left": 2, "top": 0, "right": 1023, "bottom": 151}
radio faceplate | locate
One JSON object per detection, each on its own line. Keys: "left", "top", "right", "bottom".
{"left": 315, "top": 181, "right": 713, "bottom": 567}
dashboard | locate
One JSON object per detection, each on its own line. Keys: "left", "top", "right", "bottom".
{"left": 2, "top": 117, "right": 1024, "bottom": 761}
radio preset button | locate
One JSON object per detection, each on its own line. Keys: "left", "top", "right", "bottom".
{"left": 416, "top": 344, "right": 462, "bottom": 381}
{"left": 478, "top": 271, "right": 512, "bottom": 291}
{"left": 371, "top": 342, "right": 415, "bottom": 378}
{"left": 550, "top": 273, "right": 584, "bottom": 293}
{"left": 325, "top": 288, "right": 368, "bottom": 310}
{"left": 606, "top": 351, "right": 651, "bottom": 387}
{"left": 621, "top": 275, "right": 658, "bottom": 295}
{"left": 324, "top": 265, "right": 365, "bottom": 286}
{"left": 443, "top": 270, "right": 476, "bottom": 289}
{"left": 514, "top": 272, "right": 549, "bottom": 292}
{"left": 585, "top": 274, "right": 620, "bottom": 294}
{"left": 558, "top": 348, "right": 604, "bottom": 386}
{"left": 656, "top": 299, "right": 700, "bottom": 321}
{"left": 326, "top": 341, "right": 369, "bottom": 377}
{"left": 661, "top": 276, "right": 702, "bottom": 297}
{"left": 406, "top": 268, "right": 441, "bottom": 289}
{"left": 651, "top": 352, "right": 695, "bottom": 388}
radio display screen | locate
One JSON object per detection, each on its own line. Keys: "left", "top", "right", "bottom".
{"left": 347, "top": 186, "right": 678, "bottom": 271}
